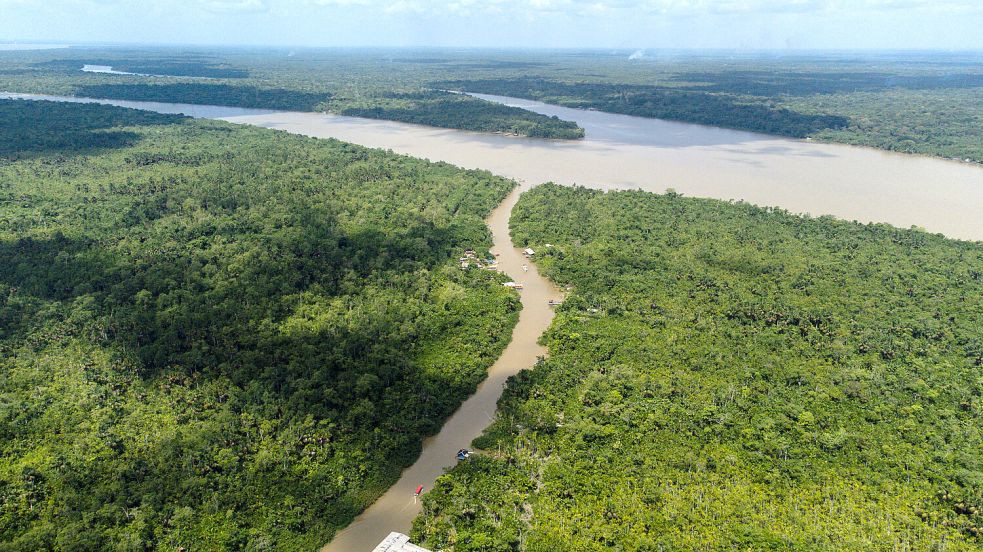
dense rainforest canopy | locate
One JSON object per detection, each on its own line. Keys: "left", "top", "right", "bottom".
{"left": 3, "top": 48, "right": 981, "bottom": 158}
{"left": 76, "top": 82, "right": 335, "bottom": 112}
{"left": 335, "top": 90, "right": 583, "bottom": 139}
{"left": 414, "top": 184, "right": 983, "bottom": 550}
{"left": 0, "top": 99, "right": 521, "bottom": 550}
{"left": 431, "top": 52, "right": 983, "bottom": 162}
{"left": 0, "top": 51, "right": 585, "bottom": 139}
{"left": 1, "top": 46, "right": 981, "bottom": 552}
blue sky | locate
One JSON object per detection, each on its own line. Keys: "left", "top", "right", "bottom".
{"left": 2, "top": 0, "right": 982, "bottom": 50}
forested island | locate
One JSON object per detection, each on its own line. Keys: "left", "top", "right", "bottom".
{"left": 439, "top": 77, "right": 852, "bottom": 138}
{"left": 335, "top": 91, "right": 583, "bottom": 139}
{"left": 0, "top": 99, "right": 521, "bottom": 550}
{"left": 414, "top": 184, "right": 983, "bottom": 550}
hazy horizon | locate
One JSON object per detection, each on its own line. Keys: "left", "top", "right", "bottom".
{"left": 4, "top": 42, "right": 983, "bottom": 55}
{"left": 2, "top": 1, "right": 982, "bottom": 51}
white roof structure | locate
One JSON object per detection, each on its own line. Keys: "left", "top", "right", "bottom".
{"left": 372, "top": 532, "right": 431, "bottom": 552}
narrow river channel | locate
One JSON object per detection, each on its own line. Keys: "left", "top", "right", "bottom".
{"left": 322, "top": 186, "right": 562, "bottom": 551}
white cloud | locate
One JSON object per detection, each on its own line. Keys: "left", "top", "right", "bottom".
{"left": 289, "top": 0, "right": 983, "bottom": 18}
{"left": 5, "top": 0, "right": 980, "bottom": 16}
{"left": 384, "top": 0, "right": 425, "bottom": 13}
{"left": 1, "top": 0, "right": 980, "bottom": 48}
{"left": 197, "top": 0, "right": 266, "bottom": 12}
{"left": 312, "top": 0, "right": 372, "bottom": 5}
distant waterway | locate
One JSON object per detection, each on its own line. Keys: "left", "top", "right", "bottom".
{"left": 80, "top": 64, "right": 215, "bottom": 78}
{"left": 81, "top": 64, "right": 143, "bottom": 76}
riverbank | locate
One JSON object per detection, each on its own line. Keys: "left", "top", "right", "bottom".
{"left": 321, "top": 185, "right": 563, "bottom": 551}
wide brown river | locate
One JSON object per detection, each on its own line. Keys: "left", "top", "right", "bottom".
{"left": 3, "top": 91, "right": 982, "bottom": 550}
{"left": 3, "top": 91, "right": 980, "bottom": 240}
{"left": 230, "top": 94, "right": 983, "bottom": 241}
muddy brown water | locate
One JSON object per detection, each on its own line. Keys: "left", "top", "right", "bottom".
{"left": 321, "top": 187, "right": 562, "bottom": 551}
{"left": 3, "top": 91, "right": 980, "bottom": 240}
{"left": 3, "top": 91, "right": 983, "bottom": 550}
{"left": 228, "top": 95, "right": 983, "bottom": 242}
